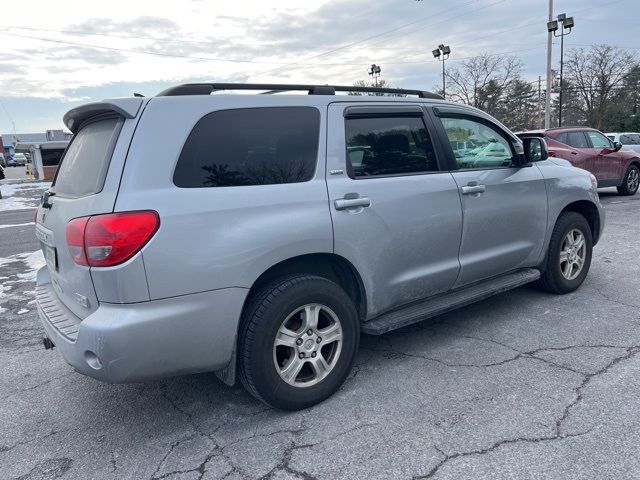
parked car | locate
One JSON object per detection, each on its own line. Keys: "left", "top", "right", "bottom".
{"left": 605, "top": 132, "right": 640, "bottom": 155}
{"left": 34, "top": 83, "right": 604, "bottom": 410}
{"left": 517, "top": 127, "right": 640, "bottom": 195}
{"left": 11, "top": 152, "right": 27, "bottom": 166}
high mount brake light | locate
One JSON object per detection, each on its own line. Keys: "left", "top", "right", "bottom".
{"left": 66, "top": 211, "right": 160, "bottom": 267}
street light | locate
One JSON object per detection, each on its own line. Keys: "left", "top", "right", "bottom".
{"left": 368, "top": 64, "right": 381, "bottom": 87}
{"left": 548, "top": 13, "right": 574, "bottom": 127}
{"left": 433, "top": 44, "right": 451, "bottom": 99}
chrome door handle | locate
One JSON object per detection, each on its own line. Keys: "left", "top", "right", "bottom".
{"left": 461, "top": 184, "right": 486, "bottom": 195}
{"left": 334, "top": 196, "right": 371, "bottom": 210}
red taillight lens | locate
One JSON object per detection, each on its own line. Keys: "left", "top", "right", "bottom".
{"left": 66, "top": 216, "right": 90, "bottom": 266}
{"left": 66, "top": 211, "right": 159, "bottom": 267}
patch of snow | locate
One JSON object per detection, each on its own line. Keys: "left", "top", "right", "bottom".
{"left": 17, "top": 309, "right": 29, "bottom": 314}
{"left": 0, "top": 250, "right": 46, "bottom": 311}
{"left": 0, "top": 182, "right": 51, "bottom": 212}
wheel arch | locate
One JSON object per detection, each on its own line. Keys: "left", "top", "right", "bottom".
{"left": 244, "top": 253, "right": 367, "bottom": 322}
{"left": 559, "top": 200, "right": 601, "bottom": 245}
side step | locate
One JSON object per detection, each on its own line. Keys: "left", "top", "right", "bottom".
{"left": 361, "top": 268, "right": 540, "bottom": 335}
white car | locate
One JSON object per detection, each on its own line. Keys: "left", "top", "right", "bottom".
{"left": 606, "top": 132, "right": 640, "bottom": 155}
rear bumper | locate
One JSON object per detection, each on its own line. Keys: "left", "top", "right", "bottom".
{"left": 35, "top": 267, "right": 248, "bottom": 383}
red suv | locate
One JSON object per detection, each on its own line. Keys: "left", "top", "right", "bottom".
{"left": 518, "top": 127, "right": 640, "bottom": 196}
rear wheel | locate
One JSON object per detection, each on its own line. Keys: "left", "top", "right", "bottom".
{"left": 537, "top": 212, "right": 593, "bottom": 294}
{"left": 617, "top": 165, "right": 639, "bottom": 195}
{"left": 238, "top": 275, "right": 359, "bottom": 410}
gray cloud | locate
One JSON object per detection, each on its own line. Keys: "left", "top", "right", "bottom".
{"left": 49, "top": 46, "right": 128, "bottom": 65}
{"left": 67, "top": 16, "right": 180, "bottom": 39}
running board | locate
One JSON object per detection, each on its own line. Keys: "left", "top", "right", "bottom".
{"left": 361, "top": 268, "right": 540, "bottom": 335}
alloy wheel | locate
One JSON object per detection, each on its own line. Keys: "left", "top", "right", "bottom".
{"left": 559, "top": 228, "right": 586, "bottom": 280}
{"left": 273, "top": 303, "right": 343, "bottom": 388}
{"left": 627, "top": 168, "right": 639, "bottom": 192}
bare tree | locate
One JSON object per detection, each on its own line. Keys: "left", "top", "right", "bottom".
{"left": 564, "top": 45, "right": 636, "bottom": 129}
{"left": 445, "top": 54, "right": 523, "bottom": 110}
{"left": 349, "top": 79, "right": 405, "bottom": 96}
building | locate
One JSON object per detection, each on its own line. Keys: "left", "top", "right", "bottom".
{"left": 1, "top": 130, "right": 72, "bottom": 158}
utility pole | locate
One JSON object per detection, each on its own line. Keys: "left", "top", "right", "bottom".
{"left": 537, "top": 76, "right": 542, "bottom": 128}
{"left": 545, "top": 0, "right": 553, "bottom": 129}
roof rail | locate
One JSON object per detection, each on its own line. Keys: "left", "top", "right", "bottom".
{"left": 156, "top": 83, "right": 443, "bottom": 100}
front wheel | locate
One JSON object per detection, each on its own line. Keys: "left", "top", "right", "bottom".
{"left": 537, "top": 212, "right": 593, "bottom": 294}
{"left": 238, "top": 275, "right": 359, "bottom": 410}
{"left": 617, "top": 165, "right": 639, "bottom": 196}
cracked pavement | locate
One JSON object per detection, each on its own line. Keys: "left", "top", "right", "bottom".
{"left": 1, "top": 186, "right": 640, "bottom": 479}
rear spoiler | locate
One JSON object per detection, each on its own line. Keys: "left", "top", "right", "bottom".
{"left": 63, "top": 98, "right": 143, "bottom": 133}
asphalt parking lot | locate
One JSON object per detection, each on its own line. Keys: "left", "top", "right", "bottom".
{"left": 1, "top": 184, "right": 639, "bottom": 480}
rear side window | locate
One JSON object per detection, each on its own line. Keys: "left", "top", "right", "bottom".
{"left": 174, "top": 107, "right": 320, "bottom": 187}
{"left": 345, "top": 116, "right": 438, "bottom": 178}
{"left": 53, "top": 116, "right": 122, "bottom": 197}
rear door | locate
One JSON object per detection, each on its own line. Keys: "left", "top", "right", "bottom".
{"left": 35, "top": 100, "right": 142, "bottom": 319}
{"left": 326, "top": 103, "right": 462, "bottom": 318}
{"left": 430, "top": 107, "right": 548, "bottom": 287}
{"left": 549, "top": 131, "right": 593, "bottom": 172}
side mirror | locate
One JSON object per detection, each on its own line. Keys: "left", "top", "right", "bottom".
{"left": 522, "top": 137, "right": 548, "bottom": 163}
{"left": 613, "top": 141, "right": 622, "bottom": 152}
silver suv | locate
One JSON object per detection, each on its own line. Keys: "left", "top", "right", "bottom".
{"left": 35, "top": 83, "right": 604, "bottom": 410}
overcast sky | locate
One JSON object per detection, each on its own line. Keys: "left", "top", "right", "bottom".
{"left": 0, "top": 0, "right": 638, "bottom": 134}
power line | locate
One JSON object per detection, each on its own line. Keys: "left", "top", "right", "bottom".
{"left": 255, "top": 0, "right": 494, "bottom": 77}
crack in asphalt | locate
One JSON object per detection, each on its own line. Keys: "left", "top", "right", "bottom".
{"left": 0, "top": 429, "right": 66, "bottom": 454}
{"left": 413, "top": 429, "right": 593, "bottom": 479}
{"left": 554, "top": 345, "right": 640, "bottom": 437}
{"left": 410, "top": 345, "right": 640, "bottom": 479}
{"left": 1, "top": 372, "right": 72, "bottom": 402}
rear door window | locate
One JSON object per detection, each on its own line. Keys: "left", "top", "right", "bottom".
{"left": 345, "top": 116, "right": 438, "bottom": 178}
{"left": 565, "top": 131, "right": 589, "bottom": 148}
{"left": 174, "top": 107, "right": 320, "bottom": 187}
{"left": 52, "top": 116, "right": 123, "bottom": 197}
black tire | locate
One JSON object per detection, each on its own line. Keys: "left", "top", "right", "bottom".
{"left": 537, "top": 212, "right": 593, "bottom": 294}
{"left": 617, "top": 165, "right": 640, "bottom": 196}
{"left": 238, "top": 274, "right": 359, "bottom": 410}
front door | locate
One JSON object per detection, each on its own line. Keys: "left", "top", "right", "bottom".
{"left": 325, "top": 103, "right": 463, "bottom": 318}
{"left": 585, "top": 130, "right": 623, "bottom": 181}
{"left": 430, "top": 110, "right": 548, "bottom": 287}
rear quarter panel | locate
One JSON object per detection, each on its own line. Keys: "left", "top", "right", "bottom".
{"left": 114, "top": 96, "right": 333, "bottom": 300}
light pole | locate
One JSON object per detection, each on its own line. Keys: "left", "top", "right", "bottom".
{"left": 547, "top": 13, "right": 574, "bottom": 127}
{"left": 432, "top": 44, "right": 451, "bottom": 99}
{"left": 368, "top": 64, "right": 381, "bottom": 87}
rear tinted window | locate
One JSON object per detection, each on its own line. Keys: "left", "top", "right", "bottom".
{"left": 345, "top": 116, "right": 438, "bottom": 177}
{"left": 53, "top": 117, "right": 122, "bottom": 197}
{"left": 174, "top": 107, "right": 320, "bottom": 188}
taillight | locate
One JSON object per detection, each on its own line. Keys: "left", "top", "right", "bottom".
{"left": 66, "top": 211, "right": 160, "bottom": 267}
{"left": 66, "top": 217, "right": 90, "bottom": 266}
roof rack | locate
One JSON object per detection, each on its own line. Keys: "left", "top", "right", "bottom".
{"left": 156, "top": 83, "right": 443, "bottom": 100}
